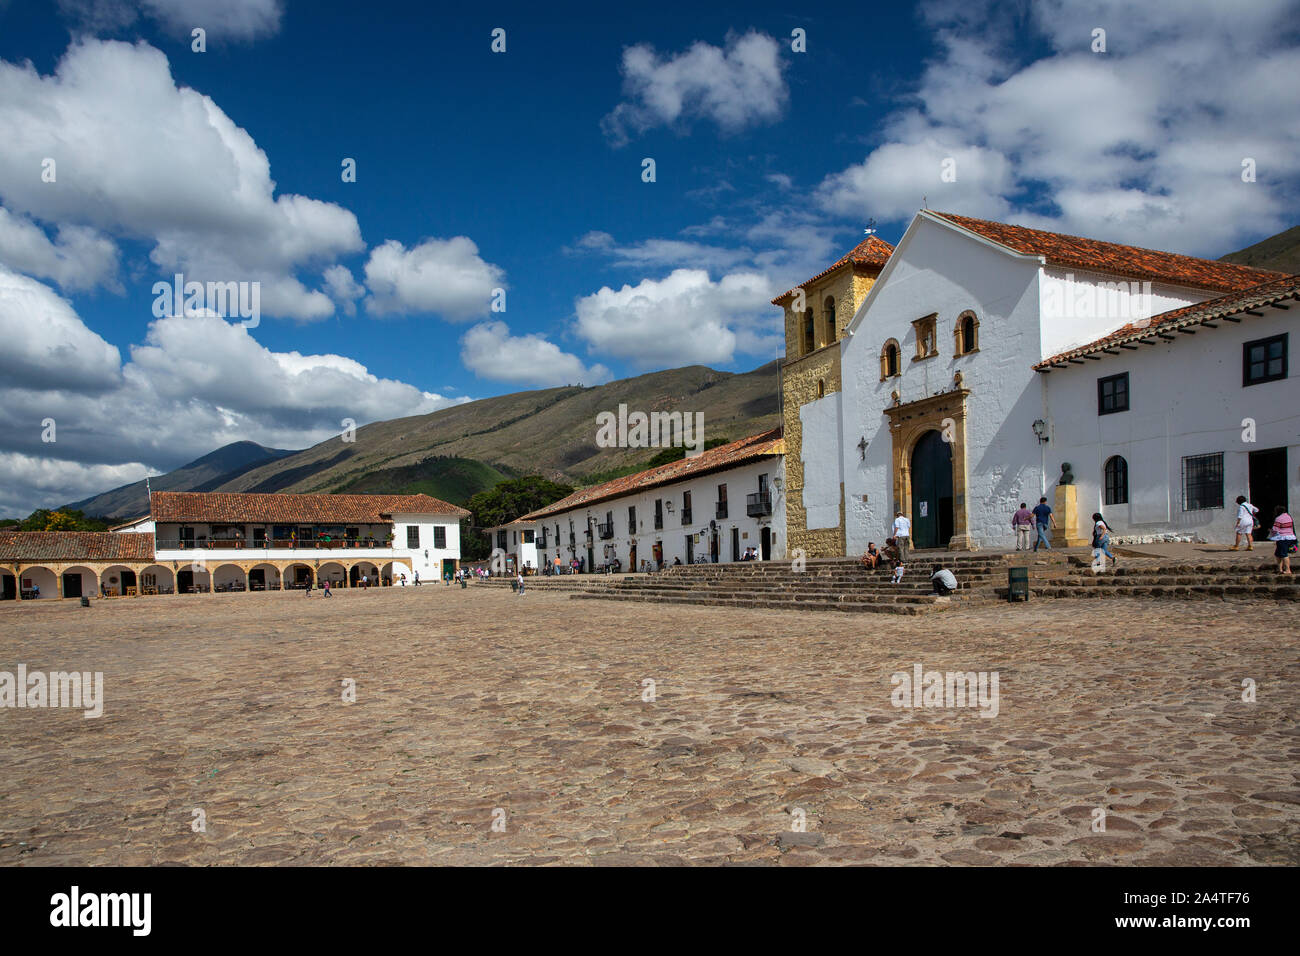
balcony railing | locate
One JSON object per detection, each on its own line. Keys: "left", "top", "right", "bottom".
{"left": 715, "top": 502, "right": 729, "bottom": 520}
{"left": 746, "top": 492, "right": 772, "bottom": 517}
{"left": 156, "top": 538, "right": 394, "bottom": 551}
{"left": 596, "top": 522, "right": 614, "bottom": 540}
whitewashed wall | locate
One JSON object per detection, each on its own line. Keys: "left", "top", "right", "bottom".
{"left": 1043, "top": 306, "right": 1297, "bottom": 542}
{"left": 527, "top": 457, "right": 785, "bottom": 569}
{"left": 800, "top": 392, "right": 841, "bottom": 529}
{"left": 840, "top": 215, "right": 1046, "bottom": 552}
{"left": 1039, "top": 267, "right": 1211, "bottom": 358}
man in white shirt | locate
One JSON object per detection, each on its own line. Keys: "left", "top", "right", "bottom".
{"left": 893, "top": 512, "right": 912, "bottom": 562}
{"left": 930, "top": 565, "right": 957, "bottom": 595}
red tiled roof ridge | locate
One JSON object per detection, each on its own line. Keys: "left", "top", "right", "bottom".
{"left": 772, "top": 235, "right": 894, "bottom": 304}
{"left": 150, "top": 490, "right": 470, "bottom": 523}
{"left": 1035, "top": 274, "right": 1300, "bottom": 369}
{"left": 520, "top": 427, "right": 784, "bottom": 522}
{"left": 0, "top": 530, "right": 155, "bottom": 562}
{"left": 929, "top": 211, "right": 1287, "bottom": 293}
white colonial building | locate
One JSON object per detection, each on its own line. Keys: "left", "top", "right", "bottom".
{"left": 518, "top": 430, "right": 786, "bottom": 572}
{"left": 1, "top": 491, "right": 469, "bottom": 598}
{"left": 1037, "top": 275, "right": 1298, "bottom": 544}
{"left": 798, "top": 209, "right": 1295, "bottom": 552}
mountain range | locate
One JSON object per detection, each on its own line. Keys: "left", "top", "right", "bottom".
{"left": 63, "top": 361, "right": 781, "bottom": 519}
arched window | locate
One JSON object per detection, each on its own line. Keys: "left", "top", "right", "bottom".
{"left": 803, "top": 310, "right": 816, "bottom": 354}
{"left": 955, "top": 311, "right": 979, "bottom": 355}
{"left": 824, "top": 296, "right": 836, "bottom": 343}
{"left": 1104, "top": 455, "right": 1128, "bottom": 506}
{"left": 880, "top": 339, "right": 901, "bottom": 380}
{"left": 816, "top": 379, "right": 825, "bottom": 398}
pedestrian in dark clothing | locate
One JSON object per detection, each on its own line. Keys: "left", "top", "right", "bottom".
{"left": 1032, "top": 497, "right": 1056, "bottom": 551}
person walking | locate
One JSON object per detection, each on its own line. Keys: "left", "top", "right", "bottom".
{"left": 1232, "top": 495, "right": 1259, "bottom": 551}
{"left": 516, "top": 570, "right": 526, "bottom": 595}
{"left": 930, "top": 565, "right": 957, "bottom": 595}
{"left": 1091, "top": 512, "right": 1117, "bottom": 569}
{"left": 1268, "top": 505, "right": 1295, "bottom": 575}
{"left": 322, "top": 580, "right": 332, "bottom": 598}
{"left": 414, "top": 570, "right": 420, "bottom": 586}
{"left": 893, "top": 511, "right": 912, "bottom": 562}
{"left": 1032, "top": 497, "right": 1056, "bottom": 551}
{"left": 1012, "top": 502, "right": 1035, "bottom": 551}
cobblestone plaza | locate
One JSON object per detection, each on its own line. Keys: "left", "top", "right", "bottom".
{"left": 1, "top": 586, "right": 1295, "bottom": 866}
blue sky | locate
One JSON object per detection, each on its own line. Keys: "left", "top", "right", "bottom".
{"left": 0, "top": 0, "right": 1297, "bottom": 513}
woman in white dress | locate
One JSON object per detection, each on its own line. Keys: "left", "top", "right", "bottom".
{"left": 1232, "top": 495, "right": 1258, "bottom": 551}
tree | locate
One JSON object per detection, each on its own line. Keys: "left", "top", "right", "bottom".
{"left": 467, "top": 476, "right": 573, "bottom": 530}
{"left": 18, "top": 508, "right": 108, "bottom": 532}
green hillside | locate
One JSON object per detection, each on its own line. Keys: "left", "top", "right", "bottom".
{"left": 217, "top": 360, "right": 781, "bottom": 497}
{"left": 331, "top": 456, "right": 508, "bottom": 506}
{"left": 1220, "top": 225, "right": 1300, "bottom": 274}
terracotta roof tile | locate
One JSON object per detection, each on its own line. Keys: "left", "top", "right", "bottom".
{"left": 772, "top": 236, "right": 894, "bottom": 305}
{"left": 0, "top": 531, "right": 155, "bottom": 562}
{"left": 520, "top": 428, "right": 785, "bottom": 522}
{"left": 1034, "top": 274, "right": 1300, "bottom": 369}
{"left": 150, "top": 491, "right": 469, "bottom": 523}
{"left": 930, "top": 211, "right": 1286, "bottom": 293}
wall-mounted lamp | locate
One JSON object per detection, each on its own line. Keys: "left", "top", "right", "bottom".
{"left": 1032, "top": 419, "right": 1049, "bottom": 444}
{"left": 857, "top": 436, "right": 869, "bottom": 460}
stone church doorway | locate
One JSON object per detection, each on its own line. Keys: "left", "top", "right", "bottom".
{"left": 909, "top": 429, "right": 955, "bottom": 550}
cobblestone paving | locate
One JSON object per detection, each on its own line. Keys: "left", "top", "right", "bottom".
{"left": 1, "top": 587, "right": 1296, "bottom": 866}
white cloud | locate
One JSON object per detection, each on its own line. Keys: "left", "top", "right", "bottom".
{"left": 57, "top": 0, "right": 283, "bottom": 40}
{"left": 0, "top": 452, "right": 152, "bottom": 518}
{"left": 602, "top": 31, "right": 788, "bottom": 145}
{"left": 363, "top": 237, "right": 506, "bottom": 321}
{"left": 0, "top": 266, "right": 122, "bottom": 392}
{"left": 460, "top": 320, "right": 610, "bottom": 387}
{"left": 574, "top": 269, "right": 779, "bottom": 369}
{"left": 0, "top": 39, "right": 362, "bottom": 320}
{"left": 572, "top": 230, "right": 752, "bottom": 273}
{"left": 0, "top": 208, "right": 120, "bottom": 292}
{"left": 0, "top": 273, "right": 468, "bottom": 514}
{"left": 140, "top": 0, "right": 282, "bottom": 39}
{"left": 815, "top": 0, "right": 1300, "bottom": 254}
{"left": 322, "top": 264, "right": 364, "bottom": 316}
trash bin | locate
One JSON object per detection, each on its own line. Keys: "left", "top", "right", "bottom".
{"left": 510, "top": 579, "right": 518, "bottom": 593}
{"left": 460, "top": 577, "right": 467, "bottom": 589}
{"left": 1007, "top": 566, "right": 1029, "bottom": 602}
{"left": 80, "top": 596, "right": 90, "bottom": 608}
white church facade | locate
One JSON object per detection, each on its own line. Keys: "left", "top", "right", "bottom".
{"left": 789, "top": 210, "right": 1295, "bottom": 552}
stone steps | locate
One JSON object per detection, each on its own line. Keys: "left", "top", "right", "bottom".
{"left": 569, "top": 591, "right": 961, "bottom": 615}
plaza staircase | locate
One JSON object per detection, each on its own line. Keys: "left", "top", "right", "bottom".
{"left": 539, "top": 551, "right": 1300, "bottom": 615}
{"left": 990, "top": 560, "right": 1300, "bottom": 602}
{"left": 566, "top": 555, "right": 1009, "bottom": 615}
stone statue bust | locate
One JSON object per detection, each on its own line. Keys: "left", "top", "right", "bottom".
{"left": 1058, "top": 462, "right": 1075, "bottom": 485}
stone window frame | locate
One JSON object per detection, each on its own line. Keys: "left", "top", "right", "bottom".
{"left": 912, "top": 314, "right": 939, "bottom": 360}
{"left": 816, "top": 378, "right": 826, "bottom": 398}
{"left": 954, "top": 310, "right": 980, "bottom": 355}
{"left": 802, "top": 308, "right": 817, "bottom": 355}
{"left": 880, "top": 339, "right": 902, "bottom": 381}
{"left": 824, "top": 295, "right": 837, "bottom": 344}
